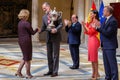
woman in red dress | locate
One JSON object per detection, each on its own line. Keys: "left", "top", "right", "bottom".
{"left": 82, "top": 10, "right": 100, "bottom": 79}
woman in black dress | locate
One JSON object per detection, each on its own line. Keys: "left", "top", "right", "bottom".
{"left": 15, "top": 9, "right": 38, "bottom": 79}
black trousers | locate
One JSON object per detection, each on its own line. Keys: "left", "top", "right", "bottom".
{"left": 47, "top": 40, "right": 60, "bottom": 74}
{"left": 69, "top": 44, "right": 80, "bottom": 67}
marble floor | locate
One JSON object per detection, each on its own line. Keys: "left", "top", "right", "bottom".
{"left": 0, "top": 38, "right": 119, "bottom": 80}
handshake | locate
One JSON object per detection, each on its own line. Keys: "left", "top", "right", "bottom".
{"left": 37, "top": 27, "right": 57, "bottom": 34}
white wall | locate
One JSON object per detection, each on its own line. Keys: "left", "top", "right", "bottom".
{"left": 32, "top": 0, "right": 39, "bottom": 41}
{"left": 103, "top": 0, "right": 116, "bottom": 5}
{"left": 73, "top": 0, "right": 85, "bottom": 43}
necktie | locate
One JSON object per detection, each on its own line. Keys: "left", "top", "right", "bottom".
{"left": 103, "top": 18, "right": 107, "bottom": 25}
{"left": 47, "top": 13, "right": 51, "bottom": 24}
{"left": 105, "top": 18, "right": 108, "bottom": 24}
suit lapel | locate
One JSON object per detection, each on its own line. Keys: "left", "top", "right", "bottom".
{"left": 104, "top": 16, "right": 113, "bottom": 28}
{"left": 44, "top": 14, "right": 48, "bottom": 26}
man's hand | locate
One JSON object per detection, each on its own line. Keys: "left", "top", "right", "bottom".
{"left": 51, "top": 28, "right": 57, "bottom": 34}
{"left": 95, "top": 22, "right": 101, "bottom": 28}
{"left": 64, "top": 19, "right": 71, "bottom": 27}
{"left": 64, "top": 19, "right": 69, "bottom": 26}
{"left": 68, "top": 21, "right": 72, "bottom": 27}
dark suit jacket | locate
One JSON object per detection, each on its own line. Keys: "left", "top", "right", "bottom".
{"left": 41, "top": 14, "right": 63, "bottom": 42}
{"left": 97, "top": 16, "right": 118, "bottom": 49}
{"left": 65, "top": 22, "right": 82, "bottom": 44}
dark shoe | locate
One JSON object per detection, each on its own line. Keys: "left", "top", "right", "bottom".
{"left": 26, "top": 75, "right": 33, "bottom": 79}
{"left": 44, "top": 72, "right": 52, "bottom": 76}
{"left": 51, "top": 73, "right": 58, "bottom": 77}
{"left": 69, "top": 66, "right": 79, "bottom": 69}
{"left": 15, "top": 73, "right": 24, "bottom": 78}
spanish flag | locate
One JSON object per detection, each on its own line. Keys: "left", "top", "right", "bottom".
{"left": 87, "top": 0, "right": 96, "bottom": 23}
{"left": 87, "top": 0, "right": 100, "bottom": 41}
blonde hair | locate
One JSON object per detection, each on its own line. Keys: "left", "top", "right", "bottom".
{"left": 18, "top": 9, "right": 30, "bottom": 20}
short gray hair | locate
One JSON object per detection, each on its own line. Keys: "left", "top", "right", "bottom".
{"left": 105, "top": 6, "right": 114, "bottom": 14}
{"left": 43, "top": 2, "right": 50, "bottom": 7}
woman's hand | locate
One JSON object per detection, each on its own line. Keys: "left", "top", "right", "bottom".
{"left": 91, "top": 23, "right": 96, "bottom": 28}
{"left": 81, "top": 21, "right": 88, "bottom": 32}
{"left": 38, "top": 28, "right": 41, "bottom": 33}
{"left": 81, "top": 21, "right": 86, "bottom": 27}
{"left": 91, "top": 21, "right": 101, "bottom": 29}
{"left": 81, "top": 21, "right": 85, "bottom": 25}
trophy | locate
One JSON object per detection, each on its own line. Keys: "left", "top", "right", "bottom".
{"left": 47, "top": 7, "right": 62, "bottom": 30}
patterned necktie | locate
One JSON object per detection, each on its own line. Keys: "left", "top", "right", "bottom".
{"left": 47, "top": 13, "right": 51, "bottom": 24}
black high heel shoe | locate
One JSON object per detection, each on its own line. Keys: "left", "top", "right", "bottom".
{"left": 26, "top": 75, "right": 33, "bottom": 79}
{"left": 15, "top": 73, "right": 24, "bottom": 78}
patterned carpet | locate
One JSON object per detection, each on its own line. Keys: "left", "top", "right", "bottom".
{"left": 0, "top": 38, "right": 119, "bottom": 80}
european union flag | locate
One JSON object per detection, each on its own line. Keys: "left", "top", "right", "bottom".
{"left": 99, "top": 0, "right": 105, "bottom": 24}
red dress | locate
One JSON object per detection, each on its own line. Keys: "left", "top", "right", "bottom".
{"left": 85, "top": 21, "right": 100, "bottom": 62}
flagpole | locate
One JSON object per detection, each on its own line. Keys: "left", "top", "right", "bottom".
{"left": 100, "top": 0, "right": 103, "bottom": 4}
{"left": 99, "top": 0, "right": 101, "bottom": 6}
{"left": 92, "top": 0, "right": 94, "bottom": 5}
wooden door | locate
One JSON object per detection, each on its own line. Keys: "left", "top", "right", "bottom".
{"left": 110, "top": 3, "right": 120, "bottom": 28}
{"left": 0, "top": 0, "right": 32, "bottom": 38}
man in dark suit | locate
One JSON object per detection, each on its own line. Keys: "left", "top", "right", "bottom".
{"left": 96, "top": 6, "right": 119, "bottom": 80}
{"left": 40, "top": 2, "right": 63, "bottom": 77}
{"left": 64, "top": 14, "right": 82, "bottom": 69}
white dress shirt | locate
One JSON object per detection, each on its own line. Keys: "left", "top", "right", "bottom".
{"left": 105, "top": 15, "right": 112, "bottom": 23}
